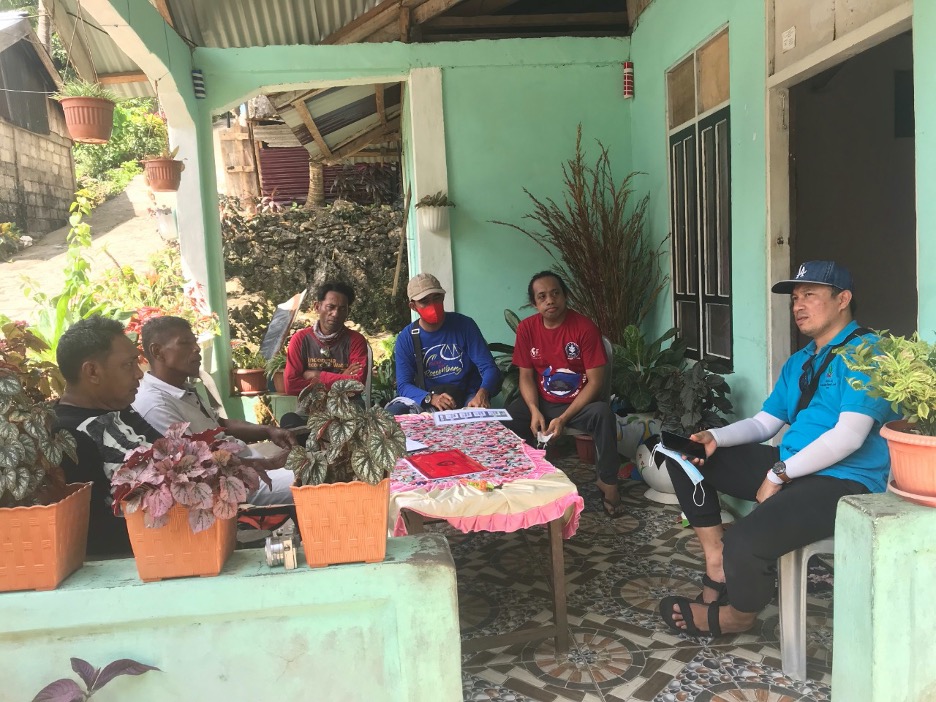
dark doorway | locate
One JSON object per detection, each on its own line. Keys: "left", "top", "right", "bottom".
{"left": 789, "top": 32, "right": 916, "bottom": 347}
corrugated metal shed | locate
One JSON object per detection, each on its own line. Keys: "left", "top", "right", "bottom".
{"left": 257, "top": 145, "right": 309, "bottom": 204}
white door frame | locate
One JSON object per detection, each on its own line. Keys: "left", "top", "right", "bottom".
{"left": 764, "top": 1, "right": 912, "bottom": 384}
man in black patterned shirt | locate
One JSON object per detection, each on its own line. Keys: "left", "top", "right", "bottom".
{"left": 53, "top": 316, "right": 157, "bottom": 557}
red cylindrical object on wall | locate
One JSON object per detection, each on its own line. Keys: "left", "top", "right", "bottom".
{"left": 623, "top": 61, "right": 635, "bottom": 99}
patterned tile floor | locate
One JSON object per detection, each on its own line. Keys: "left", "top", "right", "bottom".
{"left": 442, "top": 443, "right": 834, "bottom": 702}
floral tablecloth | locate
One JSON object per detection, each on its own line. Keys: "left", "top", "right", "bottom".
{"left": 389, "top": 415, "right": 583, "bottom": 539}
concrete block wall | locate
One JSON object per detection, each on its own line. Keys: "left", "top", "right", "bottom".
{"left": 0, "top": 119, "right": 76, "bottom": 235}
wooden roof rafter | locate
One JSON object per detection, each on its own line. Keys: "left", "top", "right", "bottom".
{"left": 322, "top": 0, "right": 468, "bottom": 45}
{"left": 375, "top": 84, "right": 388, "bottom": 125}
{"left": 293, "top": 99, "right": 333, "bottom": 159}
{"left": 315, "top": 117, "right": 401, "bottom": 164}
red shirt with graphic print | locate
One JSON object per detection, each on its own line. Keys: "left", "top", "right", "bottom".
{"left": 512, "top": 309, "right": 607, "bottom": 404}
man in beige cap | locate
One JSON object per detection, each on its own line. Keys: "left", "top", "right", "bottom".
{"left": 385, "top": 273, "right": 501, "bottom": 415}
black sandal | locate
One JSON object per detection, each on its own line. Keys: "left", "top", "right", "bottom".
{"left": 695, "top": 573, "right": 729, "bottom": 605}
{"left": 659, "top": 596, "right": 723, "bottom": 637}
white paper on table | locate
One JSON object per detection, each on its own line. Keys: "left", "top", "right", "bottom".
{"left": 405, "top": 437, "right": 429, "bottom": 453}
{"left": 241, "top": 441, "right": 285, "bottom": 459}
{"left": 431, "top": 408, "right": 512, "bottom": 426}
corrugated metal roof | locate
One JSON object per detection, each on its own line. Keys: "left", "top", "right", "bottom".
{"left": 48, "top": 0, "right": 154, "bottom": 98}
{"left": 164, "top": 0, "right": 382, "bottom": 48}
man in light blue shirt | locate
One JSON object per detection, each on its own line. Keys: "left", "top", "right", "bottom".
{"left": 659, "top": 261, "right": 899, "bottom": 638}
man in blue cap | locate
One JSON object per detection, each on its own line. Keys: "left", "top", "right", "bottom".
{"left": 659, "top": 261, "right": 899, "bottom": 638}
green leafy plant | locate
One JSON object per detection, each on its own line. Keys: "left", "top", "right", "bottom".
{"left": 493, "top": 125, "right": 665, "bottom": 345}
{"left": 330, "top": 163, "right": 400, "bottom": 205}
{"left": 488, "top": 309, "right": 522, "bottom": 406}
{"left": 415, "top": 191, "right": 455, "bottom": 208}
{"left": 32, "top": 656, "right": 159, "bottom": 701}
{"left": 0, "top": 321, "right": 76, "bottom": 508}
{"left": 611, "top": 325, "right": 688, "bottom": 413}
{"left": 1, "top": 221, "right": 26, "bottom": 258}
{"left": 653, "top": 360, "right": 733, "bottom": 435}
{"left": 231, "top": 344, "right": 265, "bottom": 370}
{"left": 285, "top": 379, "right": 406, "bottom": 485}
{"left": 51, "top": 80, "right": 118, "bottom": 102}
{"left": 23, "top": 196, "right": 128, "bottom": 363}
{"left": 111, "top": 423, "right": 271, "bottom": 532}
{"left": 265, "top": 351, "right": 287, "bottom": 380}
{"left": 841, "top": 332, "right": 936, "bottom": 436}
{"left": 370, "top": 335, "right": 398, "bottom": 408}
{"left": 144, "top": 144, "right": 180, "bottom": 161}
{"left": 74, "top": 98, "right": 166, "bottom": 195}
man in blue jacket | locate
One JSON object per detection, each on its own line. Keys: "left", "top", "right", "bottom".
{"left": 386, "top": 273, "right": 501, "bottom": 415}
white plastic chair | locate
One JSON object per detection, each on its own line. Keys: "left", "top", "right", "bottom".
{"left": 564, "top": 336, "right": 613, "bottom": 438}
{"left": 778, "top": 537, "right": 834, "bottom": 681}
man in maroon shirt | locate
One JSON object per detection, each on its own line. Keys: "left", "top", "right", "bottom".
{"left": 283, "top": 282, "right": 369, "bottom": 395}
{"left": 504, "top": 271, "right": 623, "bottom": 517}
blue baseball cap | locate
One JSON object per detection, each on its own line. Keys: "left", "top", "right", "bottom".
{"left": 771, "top": 260, "right": 854, "bottom": 295}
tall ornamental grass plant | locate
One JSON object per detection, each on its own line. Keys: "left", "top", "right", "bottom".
{"left": 494, "top": 125, "right": 665, "bottom": 344}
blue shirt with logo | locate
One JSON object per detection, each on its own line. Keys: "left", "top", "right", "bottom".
{"left": 394, "top": 312, "right": 501, "bottom": 406}
{"left": 761, "top": 320, "right": 899, "bottom": 493}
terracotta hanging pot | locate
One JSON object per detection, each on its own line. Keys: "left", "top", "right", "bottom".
{"left": 59, "top": 96, "right": 115, "bottom": 144}
{"left": 0, "top": 482, "right": 92, "bottom": 592}
{"left": 291, "top": 479, "right": 389, "bottom": 568}
{"left": 144, "top": 157, "right": 185, "bottom": 192}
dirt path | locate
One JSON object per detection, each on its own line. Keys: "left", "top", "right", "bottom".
{"left": 0, "top": 175, "right": 166, "bottom": 323}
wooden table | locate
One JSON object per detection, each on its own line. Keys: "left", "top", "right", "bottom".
{"left": 389, "top": 415, "right": 584, "bottom": 653}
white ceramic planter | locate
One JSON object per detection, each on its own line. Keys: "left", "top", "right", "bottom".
{"left": 635, "top": 443, "right": 681, "bottom": 505}
{"left": 417, "top": 205, "right": 449, "bottom": 233}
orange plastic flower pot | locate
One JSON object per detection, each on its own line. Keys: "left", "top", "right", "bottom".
{"left": 0, "top": 482, "right": 91, "bottom": 592}
{"left": 143, "top": 157, "right": 184, "bottom": 192}
{"left": 232, "top": 368, "right": 266, "bottom": 396}
{"left": 881, "top": 420, "right": 936, "bottom": 500}
{"left": 59, "top": 96, "right": 115, "bottom": 144}
{"left": 291, "top": 478, "right": 390, "bottom": 568}
{"left": 125, "top": 503, "right": 236, "bottom": 582}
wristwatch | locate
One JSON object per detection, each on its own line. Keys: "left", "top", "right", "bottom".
{"left": 422, "top": 391, "right": 434, "bottom": 407}
{"left": 771, "top": 460, "right": 791, "bottom": 483}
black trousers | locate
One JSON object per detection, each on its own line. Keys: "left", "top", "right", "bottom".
{"left": 504, "top": 397, "right": 619, "bottom": 484}
{"left": 666, "top": 444, "right": 868, "bottom": 612}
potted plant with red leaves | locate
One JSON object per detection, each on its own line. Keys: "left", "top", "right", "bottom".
{"left": 0, "top": 320, "right": 89, "bottom": 593}
{"left": 111, "top": 422, "right": 272, "bottom": 582}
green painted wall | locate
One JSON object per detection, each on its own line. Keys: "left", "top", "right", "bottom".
{"left": 442, "top": 61, "right": 632, "bottom": 342}
{"left": 195, "top": 38, "right": 632, "bottom": 347}
{"left": 629, "top": 0, "right": 767, "bottom": 417}
{"left": 3, "top": 534, "right": 462, "bottom": 702}
{"left": 914, "top": 5, "right": 936, "bottom": 342}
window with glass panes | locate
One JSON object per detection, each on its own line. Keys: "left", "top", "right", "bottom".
{"left": 667, "top": 29, "right": 732, "bottom": 367}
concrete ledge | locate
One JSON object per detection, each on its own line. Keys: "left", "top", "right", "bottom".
{"left": 2, "top": 533, "right": 461, "bottom": 701}
{"left": 832, "top": 493, "right": 936, "bottom": 702}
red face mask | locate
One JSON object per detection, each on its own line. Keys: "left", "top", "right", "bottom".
{"left": 416, "top": 300, "right": 444, "bottom": 325}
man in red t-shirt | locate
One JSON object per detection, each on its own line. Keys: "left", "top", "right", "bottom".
{"left": 505, "top": 271, "right": 623, "bottom": 516}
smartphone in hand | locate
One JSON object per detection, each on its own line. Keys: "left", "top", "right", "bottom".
{"left": 660, "top": 430, "right": 707, "bottom": 460}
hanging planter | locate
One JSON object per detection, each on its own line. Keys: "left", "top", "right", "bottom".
{"left": 143, "top": 148, "right": 185, "bottom": 192}
{"left": 415, "top": 191, "right": 454, "bottom": 234}
{"left": 52, "top": 81, "right": 118, "bottom": 144}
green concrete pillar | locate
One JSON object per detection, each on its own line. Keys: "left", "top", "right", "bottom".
{"left": 832, "top": 493, "right": 936, "bottom": 701}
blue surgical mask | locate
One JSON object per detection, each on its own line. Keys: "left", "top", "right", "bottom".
{"left": 653, "top": 442, "right": 706, "bottom": 507}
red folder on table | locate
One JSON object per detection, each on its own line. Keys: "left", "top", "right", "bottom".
{"left": 406, "top": 449, "right": 486, "bottom": 479}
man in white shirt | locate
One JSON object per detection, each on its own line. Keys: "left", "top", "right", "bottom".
{"left": 132, "top": 316, "right": 296, "bottom": 505}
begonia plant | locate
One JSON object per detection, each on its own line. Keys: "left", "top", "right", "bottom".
{"left": 111, "top": 422, "right": 271, "bottom": 533}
